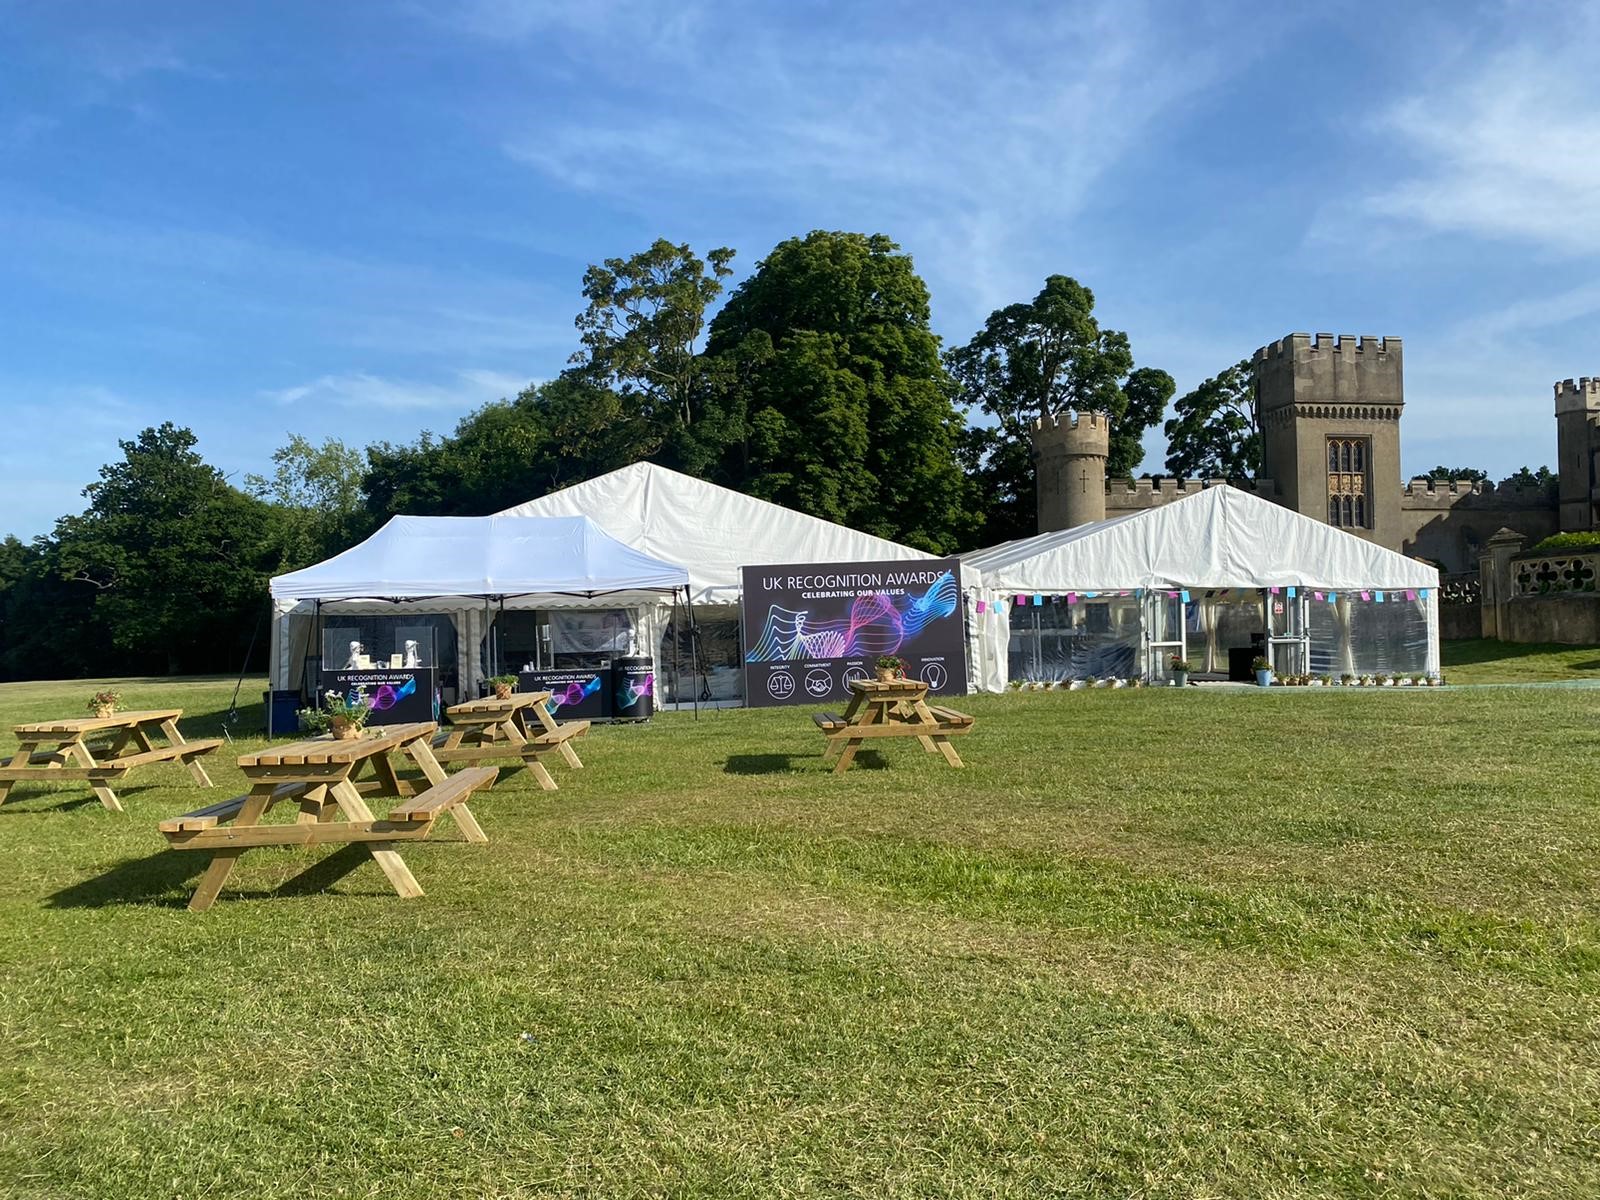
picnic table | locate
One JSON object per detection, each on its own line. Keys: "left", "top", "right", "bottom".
{"left": 813, "top": 678, "right": 975, "bottom": 774}
{"left": 0, "top": 709, "right": 220, "bottom": 812}
{"left": 435, "top": 692, "right": 589, "bottom": 791}
{"left": 159, "top": 721, "right": 495, "bottom": 912}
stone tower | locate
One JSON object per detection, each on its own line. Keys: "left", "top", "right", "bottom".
{"left": 1554, "top": 377, "right": 1600, "bottom": 531}
{"left": 1255, "top": 333, "right": 1405, "bottom": 551}
{"left": 1033, "top": 409, "right": 1109, "bottom": 532}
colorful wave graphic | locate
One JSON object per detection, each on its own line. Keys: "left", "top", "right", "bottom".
{"left": 616, "top": 672, "right": 654, "bottom": 711}
{"left": 353, "top": 675, "right": 416, "bottom": 711}
{"left": 745, "top": 571, "right": 959, "bottom": 663}
{"left": 545, "top": 674, "right": 603, "bottom": 714}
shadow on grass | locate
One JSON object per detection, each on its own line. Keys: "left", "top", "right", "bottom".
{"left": 724, "top": 751, "right": 890, "bottom": 774}
{"left": 0, "top": 792, "right": 105, "bottom": 815}
{"left": 46, "top": 849, "right": 204, "bottom": 909}
{"left": 48, "top": 843, "right": 399, "bottom": 909}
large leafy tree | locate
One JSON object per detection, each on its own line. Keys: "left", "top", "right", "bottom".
{"left": 247, "top": 434, "right": 371, "bottom": 566}
{"left": 1162, "top": 359, "right": 1260, "bottom": 479}
{"left": 49, "top": 423, "right": 279, "bottom": 674}
{"left": 704, "top": 231, "right": 978, "bottom": 552}
{"left": 946, "top": 275, "right": 1173, "bottom": 543}
{"left": 570, "top": 238, "right": 736, "bottom": 444}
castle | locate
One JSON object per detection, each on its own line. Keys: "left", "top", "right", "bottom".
{"left": 1033, "top": 332, "right": 1600, "bottom": 573}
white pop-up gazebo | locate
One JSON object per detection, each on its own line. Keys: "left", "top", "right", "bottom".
{"left": 963, "top": 485, "right": 1441, "bottom": 689}
{"left": 268, "top": 515, "right": 689, "bottom": 698}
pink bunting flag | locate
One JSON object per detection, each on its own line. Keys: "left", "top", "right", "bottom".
{"left": 1405, "top": 589, "right": 1417, "bottom": 602}
{"left": 1360, "top": 591, "right": 1371, "bottom": 601}
{"left": 1270, "top": 586, "right": 1280, "bottom": 595}
{"left": 1015, "top": 594, "right": 1025, "bottom": 606}
{"left": 1313, "top": 591, "right": 1324, "bottom": 601}
{"left": 975, "top": 599, "right": 987, "bottom": 613}
{"left": 1066, "top": 592, "right": 1078, "bottom": 604}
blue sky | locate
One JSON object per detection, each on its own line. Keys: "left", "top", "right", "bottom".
{"left": 2, "top": 0, "right": 1597, "bottom": 539}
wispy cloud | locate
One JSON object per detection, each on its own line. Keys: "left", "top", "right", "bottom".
{"left": 467, "top": 0, "right": 1256, "bottom": 320}
{"left": 263, "top": 369, "right": 531, "bottom": 412}
{"left": 1354, "top": 11, "right": 1600, "bottom": 256}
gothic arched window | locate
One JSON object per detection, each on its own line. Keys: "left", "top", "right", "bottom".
{"left": 1327, "top": 438, "right": 1372, "bottom": 529}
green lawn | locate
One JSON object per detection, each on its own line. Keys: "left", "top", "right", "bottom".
{"left": 1442, "top": 638, "right": 1600, "bottom": 685}
{"left": 2, "top": 670, "right": 1598, "bottom": 1198}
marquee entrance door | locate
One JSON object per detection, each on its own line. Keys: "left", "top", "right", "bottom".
{"left": 1266, "top": 590, "right": 1310, "bottom": 677}
{"left": 1144, "top": 589, "right": 1187, "bottom": 683}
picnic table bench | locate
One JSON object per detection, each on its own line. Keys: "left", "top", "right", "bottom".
{"left": 434, "top": 692, "right": 589, "bottom": 791}
{"left": 816, "top": 679, "right": 975, "bottom": 774}
{"left": 159, "top": 721, "right": 494, "bottom": 912}
{"left": 0, "top": 709, "right": 220, "bottom": 812}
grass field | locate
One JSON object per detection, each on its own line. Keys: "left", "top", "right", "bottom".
{"left": 2, "top": 656, "right": 1599, "bottom": 1198}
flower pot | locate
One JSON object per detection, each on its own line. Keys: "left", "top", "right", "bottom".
{"left": 1255, "top": 669, "right": 1273, "bottom": 687}
{"left": 875, "top": 668, "right": 902, "bottom": 682}
{"left": 91, "top": 705, "right": 115, "bottom": 719}
{"left": 1171, "top": 671, "right": 1188, "bottom": 688}
{"left": 494, "top": 684, "right": 514, "bottom": 700}
{"left": 330, "top": 717, "right": 363, "bottom": 740}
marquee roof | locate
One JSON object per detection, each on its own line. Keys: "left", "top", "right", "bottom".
{"left": 963, "top": 485, "right": 1440, "bottom": 592}
{"left": 497, "top": 462, "right": 934, "bottom": 604}
{"left": 270, "top": 514, "right": 689, "bottom": 602}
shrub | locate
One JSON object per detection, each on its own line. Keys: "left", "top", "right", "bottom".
{"left": 1527, "top": 531, "right": 1600, "bottom": 554}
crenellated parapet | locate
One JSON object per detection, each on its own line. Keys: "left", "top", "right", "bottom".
{"left": 1030, "top": 408, "right": 1111, "bottom": 457}
{"left": 1032, "top": 409, "right": 1112, "bottom": 531}
{"left": 1401, "top": 477, "right": 1556, "bottom": 511}
{"left": 1104, "top": 476, "right": 1281, "bottom": 514}
{"left": 1255, "top": 332, "right": 1400, "bottom": 363}
{"left": 1554, "top": 377, "right": 1600, "bottom": 415}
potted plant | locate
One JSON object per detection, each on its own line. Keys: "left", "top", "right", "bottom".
{"left": 323, "top": 688, "right": 373, "bottom": 740}
{"left": 875, "top": 654, "right": 906, "bottom": 682}
{"left": 486, "top": 673, "right": 519, "bottom": 700}
{"left": 1251, "top": 655, "right": 1274, "bottom": 687}
{"left": 86, "top": 689, "right": 121, "bottom": 719}
{"left": 1169, "top": 655, "right": 1192, "bottom": 687}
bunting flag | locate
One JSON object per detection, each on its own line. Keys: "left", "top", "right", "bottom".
{"left": 1015, "top": 594, "right": 1026, "bottom": 606}
{"left": 1270, "top": 586, "right": 1281, "bottom": 595}
{"left": 975, "top": 599, "right": 987, "bottom": 613}
{"left": 1033, "top": 593, "right": 1043, "bottom": 606}
{"left": 1180, "top": 590, "right": 1190, "bottom": 602}
{"left": 1376, "top": 590, "right": 1386, "bottom": 603}
{"left": 1420, "top": 588, "right": 1431, "bottom": 599}
{"left": 1328, "top": 591, "right": 1338, "bottom": 603}
{"left": 1287, "top": 586, "right": 1297, "bottom": 598}
{"left": 1405, "top": 589, "right": 1417, "bottom": 602}
{"left": 1314, "top": 591, "right": 1325, "bottom": 602}
{"left": 1360, "top": 591, "right": 1371, "bottom": 601}
{"left": 1067, "top": 592, "right": 1078, "bottom": 604}
{"left": 1085, "top": 591, "right": 1099, "bottom": 598}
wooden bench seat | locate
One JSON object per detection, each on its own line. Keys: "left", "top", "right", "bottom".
{"left": 160, "top": 795, "right": 251, "bottom": 833}
{"left": 389, "top": 767, "right": 497, "bottom": 822}
{"left": 926, "top": 706, "right": 975, "bottom": 727}
{"left": 102, "top": 739, "right": 222, "bottom": 771}
{"left": 812, "top": 711, "right": 847, "bottom": 732}
{"left": 526, "top": 720, "right": 588, "bottom": 746}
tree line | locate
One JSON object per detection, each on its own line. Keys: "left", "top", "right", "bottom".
{"left": 0, "top": 227, "right": 1551, "bottom": 681}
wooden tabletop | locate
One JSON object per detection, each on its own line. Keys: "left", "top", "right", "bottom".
{"left": 13, "top": 709, "right": 184, "bottom": 736}
{"left": 447, "top": 692, "right": 551, "bottom": 717}
{"left": 238, "top": 721, "right": 438, "bottom": 767}
{"left": 848, "top": 679, "right": 929, "bottom": 699}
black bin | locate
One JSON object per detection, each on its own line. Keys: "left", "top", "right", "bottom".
{"left": 611, "top": 657, "right": 654, "bottom": 722}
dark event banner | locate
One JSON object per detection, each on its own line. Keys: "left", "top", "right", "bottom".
{"left": 320, "top": 668, "right": 437, "bottom": 726}
{"left": 740, "top": 558, "right": 967, "bottom": 708}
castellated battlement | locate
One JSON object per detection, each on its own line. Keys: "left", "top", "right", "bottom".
{"left": 1104, "top": 476, "right": 1281, "bottom": 514}
{"left": 1255, "top": 333, "right": 1401, "bottom": 363}
{"left": 1401, "top": 477, "right": 1556, "bottom": 511}
{"left": 1030, "top": 408, "right": 1110, "bottom": 457}
{"left": 1554, "top": 377, "right": 1600, "bottom": 414}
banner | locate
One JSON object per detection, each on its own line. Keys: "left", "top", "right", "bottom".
{"left": 740, "top": 558, "right": 967, "bottom": 707}
{"left": 518, "top": 669, "right": 612, "bottom": 721}
{"left": 321, "top": 667, "right": 437, "bottom": 726}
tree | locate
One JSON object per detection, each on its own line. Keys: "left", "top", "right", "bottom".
{"left": 1424, "top": 465, "right": 1489, "bottom": 482}
{"left": 247, "top": 434, "right": 371, "bottom": 566}
{"left": 50, "top": 423, "right": 278, "bottom": 673}
{"left": 704, "top": 231, "right": 978, "bottom": 552}
{"left": 1504, "top": 465, "right": 1558, "bottom": 489}
{"left": 1163, "top": 359, "right": 1260, "bottom": 479}
{"left": 946, "top": 275, "right": 1172, "bottom": 543}
{"left": 570, "top": 238, "right": 736, "bottom": 440}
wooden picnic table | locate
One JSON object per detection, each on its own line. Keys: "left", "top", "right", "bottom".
{"left": 813, "top": 679, "right": 975, "bottom": 774}
{"left": 159, "top": 721, "right": 495, "bottom": 912}
{"left": 435, "top": 692, "right": 589, "bottom": 791}
{"left": 0, "top": 709, "right": 220, "bottom": 812}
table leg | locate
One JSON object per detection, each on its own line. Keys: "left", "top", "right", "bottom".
{"left": 66, "top": 739, "right": 121, "bottom": 812}
{"left": 189, "top": 785, "right": 276, "bottom": 912}
{"left": 160, "top": 717, "right": 214, "bottom": 788}
{"left": 295, "top": 783, "right": 330, "bottom": 824}
{"left": 449, "top": 802, "right": 489, "bottom": 845}
{"left": 931, "top": 736, "right": 965, "bottom": 768}
{"left": 330, "top": 779, "right": 424, "bottom": 899}
{"left": 366, "top": 752, "right": 415, "bottom": 798}
{"left": 0, "top": 740, "right": 39, "bottom": 804}
{"left": 404, "top": 738, "right": 450, "bottom": 787}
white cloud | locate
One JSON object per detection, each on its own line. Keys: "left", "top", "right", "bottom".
{"left": 476, "top": 0, "right": 1257, "bottom": 320}
{"left": 262, "top": 369, "right": 531, "bottom": 412}
{"left": 1359, "top": 21, "right": 1600, "bottom": 255}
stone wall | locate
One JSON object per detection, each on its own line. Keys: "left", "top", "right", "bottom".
{"left": 1477, "top": 534, "right": 1600, "bottom": 645}
{"left": 1399, "top": 478, "right": 1560, "bottom": 573}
